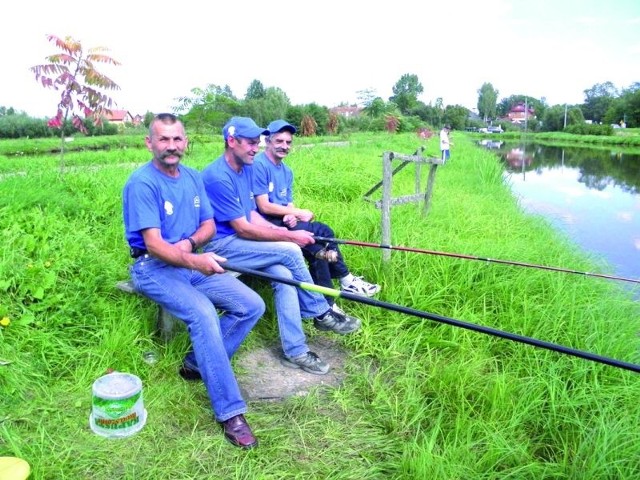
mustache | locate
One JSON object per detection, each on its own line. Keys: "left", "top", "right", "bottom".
{"left": 161, "top": 150, "right": 182, "bottom": 159}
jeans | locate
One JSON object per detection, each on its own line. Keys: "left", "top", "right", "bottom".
{"left": 204, "top": 236, "right": 330, "bottom": 358}
{"left": 270, "top": 220, "right": 350, "bottom": 306}
{"left": 130, "top": 255, "right": 265, "bottom": 422}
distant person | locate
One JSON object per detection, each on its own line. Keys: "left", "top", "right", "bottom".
{"left": 201, "top": 116, "right": 361, "bottom": 376}
{"left": 253, "top": 119, "right": 381, "bottom": 311}
{"left": 122, "top": 113, "right": 263, "bottom": 449}
{"left": 440, "top": 124, "right": 453, "bottom": 163}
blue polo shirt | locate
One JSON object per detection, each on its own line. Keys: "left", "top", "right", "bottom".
{"left": 123, "top": 162, "right": 213, "bottom": 249}
{"left": 253, "top": 152, "right": 294, "bottom": 207}
{"left": 201, "top": 155, "right": 256, "bottom": 240}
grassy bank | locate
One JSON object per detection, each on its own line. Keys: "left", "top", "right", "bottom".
{"left": 474, "top": 128, "right": 640, "bottom": 151}
{"left": 1, "top": 132, "right": 639, "bottom": 479}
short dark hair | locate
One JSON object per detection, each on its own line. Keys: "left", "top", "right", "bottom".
{"left": 149, "top": 113, "right": 180, "bottom": 136}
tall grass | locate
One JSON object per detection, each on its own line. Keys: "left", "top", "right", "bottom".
{"left": 1, "top": 132, "right": 639, "bottom": 479}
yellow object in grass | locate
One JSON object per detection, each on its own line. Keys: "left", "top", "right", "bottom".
{"left": 0, "top": 457, "right": 31, "bottom": 480}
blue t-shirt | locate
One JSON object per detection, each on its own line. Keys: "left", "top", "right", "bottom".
{"left": 201, "top": 155, "right": 256, "bottom": 240}
{"left": 253, "top": 152, "right": 294, "bottom": 207}
{"left": 122, "top": 162, "right": 213, "bottom": 249}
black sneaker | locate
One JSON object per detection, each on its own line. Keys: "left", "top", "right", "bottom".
{"left": 313, "top": 308, "right": 361, "bottom": 335}
{"left": 178, "top": 364, "right": 202, "bottom": 381}
{"left": 280, "top": 351, "right": 330, "bottom": 375}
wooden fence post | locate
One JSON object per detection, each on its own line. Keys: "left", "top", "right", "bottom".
{"left": 364, "top": 146, "right": 442, "bottom": 262}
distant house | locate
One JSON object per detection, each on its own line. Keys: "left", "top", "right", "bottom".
{"left": 506, "top": 103, "right": 535, "bottom": 124}
{"left": 102, "top": 109, "right": 135, "bottom": 125}
{"left": 330, "top": 105, "right": 362, "bottom": 118}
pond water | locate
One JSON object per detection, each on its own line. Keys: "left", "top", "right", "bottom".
{"left": 480, "top": 140, "right": 640, "bottom": 294}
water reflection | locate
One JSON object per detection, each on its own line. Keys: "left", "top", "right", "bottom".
{"left": 480, "top": 141, "right": 640, "bottom": 293}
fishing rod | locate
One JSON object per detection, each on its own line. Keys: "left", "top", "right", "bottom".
{"left": 223, "top": 263, "right": 640, "bottom": 374}
{"left": 315, "top": 236, "right": 640, "bottom": 285}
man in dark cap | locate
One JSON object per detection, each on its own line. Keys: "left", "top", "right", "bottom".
{"left": 252, "top": 119, "right": 381, "bottom": 312}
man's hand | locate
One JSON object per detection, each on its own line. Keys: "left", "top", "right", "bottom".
{"left": 295, "top": 209, "right": 314, "bottom": 222}
{"left": 283, "top": 214, "right": 298, "bottom": 228}
{"left": 192, "top": 252, "right": 227, "bottom": 275}
{"left": 287, "top": 229, "right": 315, "bottom": 247}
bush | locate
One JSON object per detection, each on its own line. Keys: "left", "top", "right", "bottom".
{"left": 0, "top": 114, "right": 119, "bottom": 139}
{"left": 0, "top": 114, "right": 53, "bottom": 139}
{"left": 564, "top": 123, "right": 614, "bottom": 136}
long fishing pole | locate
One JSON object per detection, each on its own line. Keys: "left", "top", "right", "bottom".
{"left": 223, "top": 263, "right": 640, "bottom": 374}
{"left": 315, "top": 236, "right": 640, "bottom": 285}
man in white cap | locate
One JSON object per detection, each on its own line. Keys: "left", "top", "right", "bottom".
{"left": 201, "top": 117, "right": 361, "bottom": 377}
{"left": 253, "top": 119, "right": 381, "bottom": 311}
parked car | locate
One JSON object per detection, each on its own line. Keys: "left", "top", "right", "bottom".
{"left": 487, "top": 125, "right": 503, "bottom": 134}
{"left": 477, "top": 127, "right": 489, "bottom": 134}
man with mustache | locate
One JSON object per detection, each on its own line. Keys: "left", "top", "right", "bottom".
{"left": 122, "top": 113, "right": 263, "bottom": 449}
{"left": 252, "top": 120, "right": 381, "bottom": 311}
{"left": 201, "top": 117, "right": 361, "bottom": 377}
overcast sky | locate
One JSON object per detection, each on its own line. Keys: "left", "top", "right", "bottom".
{"left": 3, "top": 0, "right": 639, "bottom": 118}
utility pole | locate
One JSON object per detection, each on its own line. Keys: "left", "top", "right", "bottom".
{"left": 564, "top": 104, "right": 568, "bottom": 129}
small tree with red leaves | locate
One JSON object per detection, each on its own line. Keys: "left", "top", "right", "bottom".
{"left": 385, "top": 115, "right": 400, "bottom": 133}
{"left": 31, "top": 34, "right": 120, "bottom": 171}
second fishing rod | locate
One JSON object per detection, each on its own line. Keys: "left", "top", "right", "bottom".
{"left": 314, "top": 236, "right": 640, "bottom": 285}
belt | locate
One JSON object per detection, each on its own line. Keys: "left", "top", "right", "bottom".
{"left": 130, "top": 247, "right": 148, "bottom": 259}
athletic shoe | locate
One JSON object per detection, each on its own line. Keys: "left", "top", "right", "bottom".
{"left": 341, "top": 276, "right": 381, "bottom": 297}
{"left": 314, "top": 308, "right": 361, "bottom": 334}
{"left": 178, "top": 363, "right": 202, "bottom": 381}
{"left": 314, "top": 248, "right": 338, "bottom": 263}
{"left": 280, "top": 351, "right": 330, "bottom": 375}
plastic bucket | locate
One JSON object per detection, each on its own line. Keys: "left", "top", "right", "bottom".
{"left": 89, "top": 372, "right": 147, "bottom": 438}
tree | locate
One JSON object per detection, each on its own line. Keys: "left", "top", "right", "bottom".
{"left": 442, "top": 105, "right": 470, "bottom": 130}
{"left": 245, "top": 80, "right": 266, "bottom": 100}
{"left": 356, "top": 88, "right": 377, "bottom": 108}
{"left": 0, "top": 106, "right": 17, "bottom": 116}
{"left": 242, "top": 87, "right": 290, "bottom": 126}
{"left": 541, "top": 105, "right": 584, "bottom": 131}
{"left": 477, "top": 82, "right": 498, "bottom": 122}
{"left": 31, "top": 34, "right": 120, "bottom": 171}
{"left": 175, "top": 84, "right": 241, "bottom": 133}
{"left": 300, "top": 115, "right": 317, "bottom": 136}
{"left": 582, "top": 81, "right": 619, "bottom": 122}
{"left": 385, "top": 115, "right": 400, "bottom": 133}
{"left": 326, "top": 113, "right": 339, "bottom": 135}
{"left": 389, "top": 73, "right": 423, "bottom": 114}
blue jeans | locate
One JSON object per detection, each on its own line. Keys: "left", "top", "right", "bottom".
{"left": 204, "top": 236, "right": 330, "bottom": 358}
{"left": 266, "top": 219, "right": 350, "bottom": 305}
{"left": 130, "top": 255, "right": 264, "bottom": 422}
{"left": 284, "top": 220, "right": 350, "bottom": 306}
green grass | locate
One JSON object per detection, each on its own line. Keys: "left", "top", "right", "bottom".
{"left": 1, "top": 132, "right": 640, "bottom": 479}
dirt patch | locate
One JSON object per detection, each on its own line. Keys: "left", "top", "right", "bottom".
{"left": 236, "top": 337, "right": 348, "bottom": 401}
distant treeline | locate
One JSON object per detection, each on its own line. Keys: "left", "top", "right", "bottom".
{"left": 0, "top": 113, "right": 120, "bottom": 139}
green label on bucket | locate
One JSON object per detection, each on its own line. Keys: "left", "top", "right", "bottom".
{"left": 93, "top": 391, "right": 141, "bottom": 418}
{"left": 94, "top": 411, "right": 141, "bottom": 430}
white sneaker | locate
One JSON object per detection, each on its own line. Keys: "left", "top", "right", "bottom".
{"left": 331, "top": 303, "right": 346, "bottom": 316}
{"left": 341, "top": 276, "right": 381, "bottom": 297}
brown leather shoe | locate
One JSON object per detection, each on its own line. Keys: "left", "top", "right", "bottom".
{"left": 221, "top": 414, "right": 258, "bottom": 449}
